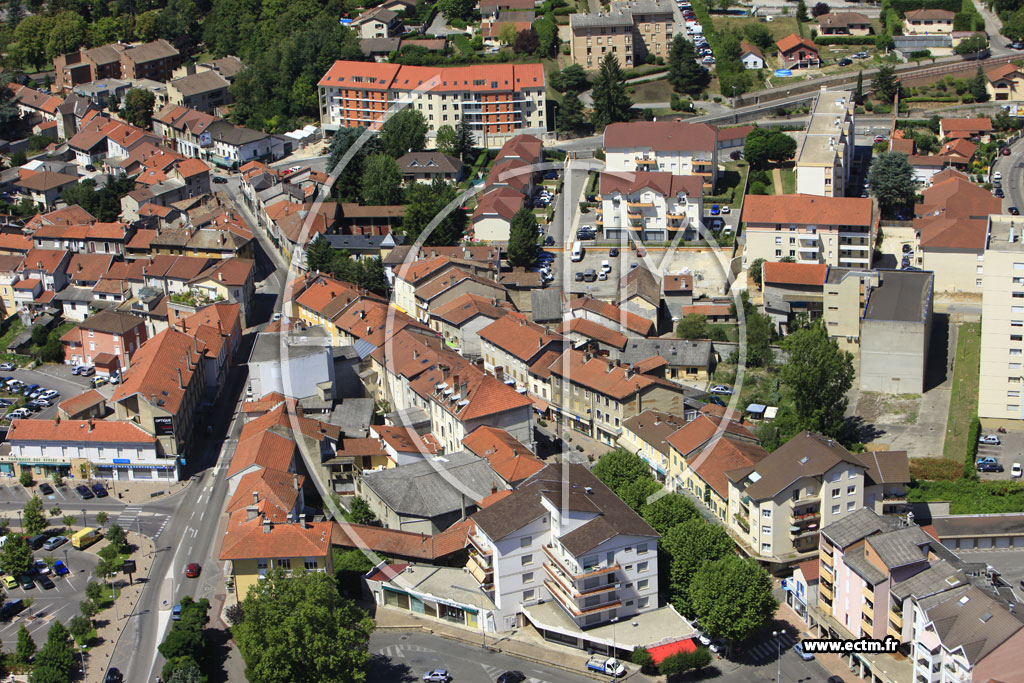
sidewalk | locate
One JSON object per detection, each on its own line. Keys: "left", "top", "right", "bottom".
{"left": 89, "top": 479, "right": 191, "bottom": 506}
{"left": 774, "top": 602, "right": 856, "bottom": 682}
{"left": 82, "top": 530, "right": 156, "bottom": 683}
{"left": 371, "top": 603, "right": 656, "bottom": 681}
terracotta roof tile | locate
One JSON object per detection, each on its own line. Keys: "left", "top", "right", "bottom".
{"left": 667, "top": 413, "right": 756, "bottom": 456}
{"left": 219, "top": 516, "right": 331, "bottom": 561}
{"left": 478, "top": 312, "right": 562, "bottom": 363}
{"left": 111, "top": 328, "right": 207, "bottom": 415}
{"left": 8, "top": 418, "right": 155, "bottom": 444}
{"left": 742, "top": 194, "right": 873, "bottom": 227}
{"left": 762, "top": 262, "right": 828, "bottom": 287}
{"left": 57, "top": 389, "right": 106, "bottom": 417}
{"left": 463, "top": 425, "right": 544, "bottom": 484}
{"left": 557, "top": 317, "right": 628, "bottom": 350}
{"left": 604, "top": 121, "right": 717, "bottom": 153}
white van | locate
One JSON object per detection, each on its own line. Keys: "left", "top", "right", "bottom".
{"left": 571, "top": 243, "right": 584, "bottom": 262}
{"left": 601, "top": 259, "right": 611, "bottom": 273}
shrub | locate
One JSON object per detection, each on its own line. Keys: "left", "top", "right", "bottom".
{"left": 813, "top": 35, "right": 878, "bottom": 45}
{"left": 965, "top": 416, "right": 981, "bottom": 480}
{"left": 909, "top": 458, "right": 962, "bottom": 482}
{"left": 632, "top": 647, "right": 657, "bottom": 674}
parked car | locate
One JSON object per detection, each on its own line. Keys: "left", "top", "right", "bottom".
{"left": 30, "top": 399, "right": 53, "bottom": 408}
{"left": 33, "top": 559, "right": 50, "bottom": 576}
{"left": 1004, "top": 146, "right": 1014, "bottom": 155}
{"left": 104, "top": 668, "right": 124, "bottom": 682}
{"left": 18, "top": 575, "right": 33, "bottom": 590}
{"left": 21, "top": 384, "right": 38, "bottom": 397}
{"left": 543, "top": 236, "right": 555, "bottom": 246}
{"left": 0, "top": 599, "right": 25, "bottom": 620}
{"left": 1012, "top": 207, "right": 1021, "bottom": 216}
{"left": 43, "top": 536, "right": 67, "bottom": 551}
{"left": 90, "top": 377, "right": 107, "bottom": 388}
{"left": 793, "top": 642, "right": 815, "bottom": 661}
{"left": 75, "top": 484, "right": 94, "bottom": 499}
{"left": 873, "top": 135, "right": 887, "bottom": 143}
{"left": 574, "top": 272, "right": 584, "bottom": 282}
{"left": 91, "top": 483, "right": 108, "bottom": 498}
{"left": 53, "top": 560, "right": 69, "bottom": 576}
{"left": 978, "top": 462, "right": 1005, "bottom": 472}
{"left": 996, "top": 188, "right": 1005, "bottom": 198}
{"left": 583, "top": 268, "right": 597, "bottom": 282}
{"left": 977, "top": 456, "right": 997, "bottom": 465}
{"left": 609, "top": 247, "right": 619, "bottom": 257}
{"left": 212, "top": 176, "right": 228, "bottom": 184}
{"left": 172, "top": 603, "right": 182, "bottom": 620}
{"left": 853, "top": 51, "right": 869, "bottom": 58}
{"left": 979, "top": 434, "right": 1001, "bottom": 445}
{"left": 721, "top": 206, "right": 730, "bottom": 214}
{"left": 838, "top": 58, "right": 852, "bottom": 66}
{"left": 0, "top": 362, "right": 15, "bottom": 371}
{"left": 710, "top": 205, "right": 720, "bottom": 216}
{"left": 496, "top": 673, "right": 526, "bottom": 683}
{"left": 995, "top": 171, "right": 1003, "bottom": 182}
{"left": 1, "top": 574, "right": 17, "bottom": 589}
{"left": 79, "top": 366, "right": 95, "bottom": 376}
{"left": 423, "top": 671, "right": 451, "bottom": 683}
{"left": 38, "top": 389, "right": 58, "bottom": 399}
{"left": 902, "top": 244, "right": 913, "bottom": 254}
{"left": 710, "top": 385, "right": 733, "bottom": 395}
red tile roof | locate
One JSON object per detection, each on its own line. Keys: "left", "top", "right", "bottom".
{"left": 742, "top": 194, "right": 873, "bottom": 227}
{"left": 604, "top": 121, "right": 717, "bottom": 153}
{"left": 547, "top": 349, "right": 684, "bottom": 401}
{"left": 940, "top": 118, "right": 992, "bottom": 136}
{"left": 796, "top": 558, "right": 819, "bottom": 582}
{"left": 689, "top": 435, "right": 769, "bottom": 499}
{"left": 667, "top": 413, "right": 755, "bottom": 456}
{"left": 373, "top": 425, "right": 442, "bottom": 455}
{"left": 776, "top": 34, "right": 819, "bottom": 54}
{"left": 318, "top": 61, "right": 545, "bottom": 93}
{"left": 0, "top": 234, "right": 32, "bottom": 253}
{"left": 333, "top": 298, "right": 429, "bottom": 347}
{"left": 568, "top": 296, "right": 655, "bottom": 336}
{"left": 472, "top": 185, "right": 525, "bottom": 223}
{"left": 478, "top": 312, "right": 562, "bottom": 363}
{"left": 111, "top": 328, "right": 207, "bottom": 415}
{"left": 225, "top": 468, "right": 303, "bottom": 524}
{"left": 191, "top": 258, "right": 254, "bottom": 288}
{"left": 332, "top": 519, "right": 472, "bottom": 560}
{"left": 600, "top": 171, "right": 702, "bottom": 198}
{"left": 494, "top": 134, "right": 543, "bottom": 164}
{"left": 409, "top": 363, "right": 532, "bottom": 422}
{"left": 227, "top": 427, "right": 297, "bottom": 479}
{"left": 663, "top": 274, "right": 693, "bottom": 293}
{"left": 557, "top": 317, "right": 628, "bottom": 350}
{"left": 431, "top": 292, "right": 512, "bottom": 326}
{"left": 463, "top": 425, "right": 544, "bottom": 484}
{"left": 21, "top": 249, "right": 69, "bottom": 275}
{"left": 57, "top": 389, "right": 106, "bottom": 417}
{"left": 220, "top": 516, "right": 332, "bottom": 561}
{"left": 7, "top": 418, "right": 155, "bottom": 444}
{"left": 762, "top": 262, "right": 828, "bottom": 287}
{"left": 393, "top": 255, "right": 451, "bottom": 284}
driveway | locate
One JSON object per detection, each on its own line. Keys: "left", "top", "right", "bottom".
{"left": 426, "top": 12, "right": 465, "bottom": 36}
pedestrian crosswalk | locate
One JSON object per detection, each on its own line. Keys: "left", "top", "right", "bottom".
{"left": 742, "top": 631, "right": 797, "bottom": 664}
{"left": 375, "top": 644, "right": 434, "bottom": 659}
{"left": 481, "top": 664, "right": 547, "bottom": 682}
{"left": 117, "top": 506, "right": 142, "bottom": 529}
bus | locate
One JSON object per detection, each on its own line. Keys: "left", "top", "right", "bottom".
{"left": 71, "top": 527, "right": 101, "bottom": 550}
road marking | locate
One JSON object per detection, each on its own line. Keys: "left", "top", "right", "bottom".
{"left": 191, "top": 528, "right": 198, "bottom": 538}
{"left": 188, "top": 543, "right": 193, "bottom": 554}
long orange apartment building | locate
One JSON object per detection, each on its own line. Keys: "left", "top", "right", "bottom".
{"left": 317, "top": 61, "right": 547, "bottom": 149}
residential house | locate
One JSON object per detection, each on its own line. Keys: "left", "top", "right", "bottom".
{"left": 471, "top": 187, "right": 527, "bottom": 242}
{"left": 604, "top": 121, "right": 718, "bottom": 192}
{"left": 187, "top": 258, "right": 256, "bottom": 325}
{"left": 776, "top": 34, "right": 820, "bottom": 69}
{"left": 413, "top": 267, "right": 509, "bottom": 324}
{"left": 782, "top": 559, "right": 819, "bottom": 626}
{"left": 568, "top": 0, "right": 675, "bottom": 69}
{"left": 557, "top": 318, "right": 628, "bottom": 358}
{"left": 220, "top": 514, "right": 333, "bottom": 599}
{"left": 60, "top": 310, "right": 148, "bottom": 373}
{"left": 479, "top": 312, "right": 564, "bottom": 392}
{"left": 598, "top": 171, "right": 703, "bottom": 242}
{"left": 662, "top": 274, "right": 693, "bottom": 321}
{"left": 317, "top": 61, "right": 547, "bottom": 148}
{"left": 392, "top": 256, "right": 456, "bottom": 315}
{"left": 796, "top": 89, "right": 855, "bottom": 198}
{"left": 429, "top": 292, "right": 513, "bottom": 358}
{"left": 352, "top": 6, "right": 404, "bottom": 39}
{"left": 370, "top": 425, "right": 442, "bottom": 466}
{"left": 986, "top": 63, "right": 1024, "bottom": 101}
{"left": 742, "top": 194, "right": 875, "bottom": 268}
{"left": 739, "top": 41, "right": 764, "bottom": 70}
{"left": 463, "top": 425, "right": 544, "bottom": 487}
{"left": 939, "top": 117, "right": 993, "bottom": 142}
{"left": 619, "top": 409, "right": 691, "bottom": 482}
{"left": 167, "top": 70, "right": 232, "bottom": 113}
{"left": 903, "top": 9, "right": 955, "bottom": 34}
{"left": 619, "top": 267, "right": 661, "bottom": 326}
{"left": 817, "top": 13, "right": 872, "bottom": 35}
{"left": 14, "top": 172, "right": 80, "bottom": 210}
{"left": 762, "top": 261, "right": 829, "bottom": 332}
{"left": 20, "top": 249, "right": 72, "bottom": 292}
{"left": 565, "top": 296, "right": 656, "bottom": 337}
{"left": 246, "top": 327, "right": 336, "bottom": 402}
{"left": 396, "top": 152, "right": 464, "bottom": 184}
{"left": 619, "top": 338, "right": 715, "bottom": 384}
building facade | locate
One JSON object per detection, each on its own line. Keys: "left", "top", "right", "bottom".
{"left": 795, "top": 89, "right": 855, "bottom": 198}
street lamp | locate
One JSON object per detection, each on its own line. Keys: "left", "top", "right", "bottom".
{"left": 449, "top": 583, "right": 488, "bottom": 650}
{"left": 773, "top": 629, "right": 786, "bottom": 683}
{"left": 610, "top": 616, "right": 618, "bottom": 661}
{"left": 79, "top": 644, "right": 86, "bottom": 681}
{"left": 16, "top": 510, "right": 21, "bottom": 531}
{"left": 63, "top": 548, "right": 69, "bottom": 574}
{"left": 81, "top": 508, "right": 87, "bottom": 527}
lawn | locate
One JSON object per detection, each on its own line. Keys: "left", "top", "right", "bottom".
{"left": 710, "top": 161, "right": 749, "bottom": 209}
{"left": 714, "top": 16, "right": 800, "bottom": 42}
{"left": 626, "top": 76, "right": 673, "bottom": 105}
{"left": 780, "top": 168, "right": 796, "bottom": 195}
{"left": 943, "top": 322, "right": 981, "bottom": 461}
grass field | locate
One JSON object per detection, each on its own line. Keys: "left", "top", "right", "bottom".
{"left": 714, "top": 16, "right": 800, "bottom": 42}
{"left": 943, "top": 322, "right": 981, "bottom": 460}
{"left": 781, "top": 168, "right": 796, "bottom": 194}
{"left": 627, "top": 76, "right": 673, "bottom": 104}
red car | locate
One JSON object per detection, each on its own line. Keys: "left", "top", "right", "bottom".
{"left": 185, "top": 563, "right": 200, "bottom": 578}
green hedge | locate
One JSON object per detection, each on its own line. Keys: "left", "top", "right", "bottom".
{"left": 965, "top": 416, "right": 981, "bottom": 480}
{"left": 552, "top": 6, "right": 574, "bottom": 14}
{"left": 891, "top": 0, "right": 959, "bottom": 13}
{"left": 621, "top": 65, "right": 670, "bottom": 80}
{"left": 814, "top": 36, "right": 877, "bottom": 45}
{"left": 904, "top": 95, "right": 959, "bottom": 102}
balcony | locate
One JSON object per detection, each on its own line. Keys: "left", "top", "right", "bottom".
{"left": 544, "top": 563, "right": 619, "bottom": 598}
{"left": 541, "top": 544, "right": 619, "bottom": 581}
{"left": 861, "top": 616, "right": 873, "bottom": 632}
{"left": 863, "top": 584, "right": 874, "bottom": 601}
{"left": 635, "top": 158, "right": 657, "bottom": 166}
{"left": 791, "top": 510, "right": 821, "bottom": 524}
{"left": 544, "top": 579, "right": 621, "bottom": 617}
{"left": 794, "top": 494, "right": 820, "bottom": 506}
{"left": 666, "top": 213, "right": 686, "bottom": 221}
{"left": 627, "top": 201, "right": 654, "bottom": 208}
{"left": 733, "top": 513, "right": 750, "bottom": 533}
{"left": 819, "top": 581, "right": 833, "bottom": 600}
{"left": 466, "top": 555, "right": 493, "bottom": 589}
{"left": 627, "top": 212, "right": 643, "bottom": 220}
{"left": 790, "top": 526, "right": 817, "bottom": 538}
{"left": 890, "top": 608, "right": 903, "bottom": 629}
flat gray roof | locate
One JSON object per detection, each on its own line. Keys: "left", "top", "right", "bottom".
{"left": 863, "top": 270, "right": 933, "bottom": 323}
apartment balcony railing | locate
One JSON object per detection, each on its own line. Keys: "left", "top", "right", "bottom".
{"left": 794, "top": 495, "right": 820, "bottom": 506}
{"left": 541, "top": 544, "right": 619, "bottom": 581}
{"left": 791, "top": 511, "right": 821, "bottom": 523}
{"left": 635, "top": 158, "right": 657, "bottom": 166}
{"left": 627, "top": 201, "right": 654, "bottom": 208}
{"left": 666, "top": 213, "right": 686, "bottom": 221}
{"left": 544, "top": 579, "right": 621, "bottom": 617}
{"left": 627, "top": 212, "right": 643, "bottom": 219}
{"left": 467, "top": 534, "right": 492, "bottom": 557}
{"left": 543, "top": 562, "right": 619, "bottom": 598}
{"left": 733, "top": 514, "right": 750, "bottom": 533}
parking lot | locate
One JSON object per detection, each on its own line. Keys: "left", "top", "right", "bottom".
{"left": 975, "top": 430, "right": 1024, "bottom": 481}
{"left": 0, "top": 541, "right": 100, "bottom": 651}
{"left": 555, "top": 244, "right": 645, "bottom": 297}
{"left": 0, "top": 365, "right": 95, "bottom": 423}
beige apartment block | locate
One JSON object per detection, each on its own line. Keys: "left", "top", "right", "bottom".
{"left": 569, "top": 0, "right": 676, "bottom": 70}
{"left": 795, "top": 89, "right": 855, "bottom": 198}
{"left": 979, "top": 215, "right": 1024, "bottom": 424}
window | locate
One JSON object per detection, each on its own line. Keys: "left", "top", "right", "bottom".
{"left": 638, "top": 579, "right": 649, "bottom": 591}
{"left": 277, "top": 558, "right": 291, "bottom": 570}
{"left": 830, "top": 471, "right": 841, "bottom": 482}
{"left": 761, "top": 543, "right": 771, "bottom": 553}
{"left": 520, "top": 536, "right": 532, "bottom": 548}
{"left": 523, "top": 572, "right": 534, "bottom": 583}
{"left": 762, "top": 509, "right": 771, "bottom": 519}
{"left": 304, "top": 558, "right": 318, "bottom": 570}
{"left": 832, "top": 487, "right": 840, "bottom": 498}
{"left": 521, "top": 554, "right": 533, "bottom": 566}
{"left": 638, "top": 596, "right": 650, "bottom": 608}
{"left": 1009, "top": 404, "right": 1020, "bottom": 411}
{"left": 762, "top": 525, "right": 771, "bottom": 535}
{"left": 637, "top": 543, "right": 648, "bottom": 554}
{"left": 832, "top": 504, "right": 840, "bottom": 515}
{"left": 847, "top": 485, "right": 856, "bottom": 495}
{"left": 257, "top": 559, "right": 268, "bottom": 569}
{"left": 523, "top": 589, "right": 535, "bottom": 601}
{"left": 847, "top": 501, "right": 856, "bottom": 511}
{"left": 1009, "top": 391, "right": 1020, "bottom": 398}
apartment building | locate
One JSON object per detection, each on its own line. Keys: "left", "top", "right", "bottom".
{"left": 795, "top": 89, "right": 855, "bottom": 198}
{"left": 979, "top": 214, "right": 1024, "bottom": 423}
{"left": 54, "top": 40, "right": 182, "bottom": 92}
{"left": 619, "top": 409, "right": 690, "bottom": 482}
{"left": 467, "top": 464, "right": 661, "bottom": 636}
{"left": 392, "top": 256, "right": 455, "bottom": 315}
{"left": 413, "top": 268, "right": 509, "bottom": 323}
{"left": 859, "top": 269, "right": 934, "bottom": 394}
{"left": 604, "top": 121, "right": 718, "bottom": 192}
{"left": 220, "top": 516, "right": 332, "bottom": 599}
{"left": 547, "top": 349, "right": 700, "bottom": 445}
{"left": 167, "top": 70, "right": 232, "bottom": 113}
{"left": 726, "top": 431, "right": 910, "bottom": 570}
{"left": 317, "top": 61, "right": 547, "bottom": 148}
{"left": 429, "top": 292, "right": 513, "bottom": 358}
{"left": 568, "top": 0, "right": 676, "bottom": 70}
{"left": 479, "top": 312, "right": 564, "bottom": 391}
{"left": 741, "top": 194, "right": 875, "bottom": 268}
{"left": 598, "top": 171, "right": 703, "bottom": 242}
{"left": 60, "top": 310, "right": 148, "bottom": 372}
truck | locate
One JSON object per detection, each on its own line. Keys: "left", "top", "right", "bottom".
{"left": 586, "top": 656, "right": 626, "bottom": 677}
{"left": 71, "top": 527, "right": 101, "bottom": 550}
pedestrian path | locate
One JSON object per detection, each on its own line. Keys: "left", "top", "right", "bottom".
{"left": 481, "top": 664, "right": 551, "bottom": 682}
{"left": 375, "top": 644, "right": 434, "bottom": 659}
{"left": 742, "top": 630, "right": 797, "bottom": 665}
{"left": 116, "top": 506, "right": 142, "bottom": 528}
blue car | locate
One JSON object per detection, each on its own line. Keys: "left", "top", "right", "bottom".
{"left": 53, "top": 560, "right": 69, "bottom": 576}
{"left": 172, "top": 604, "right": 182, "bottom": 620}
{"left": 710, "top": 205, "right": 720, "bottom": 216}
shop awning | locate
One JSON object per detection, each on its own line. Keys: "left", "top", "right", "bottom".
{"left": 648, "top": 638, "right": 697, "bottom": 665}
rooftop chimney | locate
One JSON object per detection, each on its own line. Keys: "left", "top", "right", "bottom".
{"left": 262, "top": 517, "right": 272, "bottom": 534}
{"left": 292, "top": 473, "right": 299, "bottom": 491}
{"left": 297, "top": 513, "right": 305, "bottom": 526}
{"left": 218, "top": 272, "right": 223, "bottom": 282}
{"left": 252, "top": 491, "right": 259, "bottom": 505}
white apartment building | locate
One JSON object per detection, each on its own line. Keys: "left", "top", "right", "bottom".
{"left": 979, "top": 215, "right": 1024, "bottom": 424}
{"left": 317, "top": 61, "right": 547, "bottom": 149}
{"left": 741, "top": 194, "right": 875, "bottom": 268}
{"left": 603, "top": 121, "right": 718, "bottom": 192}
{"left": 466, "top": 464, "right": 660, "bottom": 636}
{"left": 598, "top": 171, "right": 703, "bottom": 242}
{"left": 795, "top": 89, "right": 855, "bottom": 198}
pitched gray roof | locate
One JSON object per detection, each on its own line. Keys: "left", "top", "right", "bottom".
{"left": 924, "top": 586, "right": 1024, "bottom": 665}
{"left": 360, "top": 451, "right": 503, "bottom": 518}
{"left": 931, "top": 513, "right": 1024, "bottom": 539}
{"left": 325, "top": 234, "right": 405, "bottom": 251}
{"left": 734, "top": 431, "right": 865, "bottom": 502}
{"left": 891, "top": 560, "right": 967, "bottom": 601}
{"left": 820, "top": 506, "right": 897, "bottom": 549}
{"left": 843, "top": 544, "right": 887, "bottom": 585}
{"left": 530, "top": 288, "right": 563, "bottom": 322}
{"left": 360, "top": 37, "right": 402, "bottom": 55}
{"left": 621, "top": 338, "right": 713, "bottom": 368}
{"left": 170, "top": 69, "right": 230, "bottom": 97}
{"left": 866, "top": 526, "right": 932, "bottom": 569}
{"left": 397, "top": 152, "right": 463, "bottom": 175}
{"left": 209, "top": 120, "right": 266, "bottom": 146}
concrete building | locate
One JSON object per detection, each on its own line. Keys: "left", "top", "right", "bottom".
{"left": 568, "top": 0, "right": 676, "bottom": 70}
{"left": 859, "top": 270, "right": 934, "bottom": 394}
{"left": 741, "top": 194, "right": 874, "bottom": 268}
{"left": 598, "top": 171, "right": 703, "bottom": 242}
{"left": 246, "top": 327, "right": 337, "bottom": 402}
{"left": 167, "top": 70, "right": 232, "bottom": 113}
{"left": 816, "top": 12, "right": 872, "bottom": 35}
{"left": 979, "top": 214, "right": 1024, "bottom": 423}
{"left": 317, "top": 61, "right": 547, "bottom": 148}
{"left": 604, "top": 121, "right": 717, "bottom": 193}
{"left": 986, "top": 63, "right": 1024, "bottom": 102}
{"left": 795, "top": 89, "right": 855, "bottom": 198}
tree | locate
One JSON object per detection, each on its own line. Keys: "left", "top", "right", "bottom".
{"left": 6, "top": 0, "right": 25, "bottom": 29}
{"left": 9, "top": 15, "right": 53, "bottom": 70}
{"left": 591, "top": 449, "right": 652, "bottom": 495}
{"left": 436, "top": 0, "right": 474, "bottom": 22}
{"left": 749, "top": 258, "right": 765, "bottom": 288}
{"left": 854, "top": 70, "right": 864, "bottom": 105}
{"left": 106, "top": 523, "right": 127, "bottom": 553}
{"left": 79, "top": 600, "right": 98, "bottom": 620}
{"left": 0, "top": 536, "right": 30, "bottom": 579}
{"left": 971, "top": 66, "right": 990, "bottom": 102}
{"left": 534, "top": 16, "right": 559, "bottom": 57}
{"left": 744, "top": 127, "right": 797, "bottom": 169}
{"left": 85, "top": 582, "right": 104, "bottom": 604}
{"left": 327, "top": 127, "right": 382, "bottom": 203}
{"left": 662, "top": 518, "right": 733, "bottom": 615}
{"left": 96, "top": 544, "right": 123, "bottom": 577}
{"left": 659, "top": 648, "right": 713, "bottom": 675}
{"left": 867, "top": 151, "right": 915, "bottom": 213}
{"left": 379, "top": 109, "right": 428, "bottom": 158}
{"left": 225, "top": 603, "right": 245, "bottom": 627}
{"left": 796, "top": 0, "right": 808, "bottom": 22}
{"left": 95, "top": 510, "right": 109, "bottom": 527}
{"left": 676, "top": 313, "right": 709, "bottom": 339}
{"left": 45, "top": 10, "right": 87, "bottom": 60}
{"left": 507, "top": 208, "right": 539, "bottom": 268}
{"left": 811, "top": 2, "right": 830, "bottom": 16}
{"left": 1002, "top": 9, "right": 1024, "bottom": 42}
{"left": 914, "top": 132, "right": 939, "bottom": 155}
{"left": 15, "top": 624, "right": 35, "bottom": 666}
{"left": 632, "top": 647, "right": 656, "bottom": 675}
{"left": 360, "top": 154, "right": 403, "bottom": 206}
{"left": 346, "top": 497, "right": 377, "bottom": 525}
{"left": 589, "top": 54, "right": 633, "bottom": 130}
{"left": 452, "top": 118, "right": 475, "bottom": 162}
{"left": 62, "top": 515, "right": 76, "bottom": 529}
{"left": 68, "top": 615, "right": 91, "bottom": 644}
{"left": 954, "top": 32, "right": 989, "bottom": 56}
{"left": 334, "top": 548, "right": 375, "bottom": 595}
{"left": 30, "top": 621, "right": 75, "bottom": 683}
{"left": 158, "top": 596, "right": 211, "bottom": 681}
{"left": 497, "top": 22, "right": 517, "bottom": 46}
{"left": 513, "top": 27, "right": 539, "bottom": 55}
{"left": 233, "top": 570, "right": 375, "bottom": 683}
{"left": 306, "top": 235, "right": 335, "bottom": 273}
{"left": 557, "top": 92, "right": 591, "bottom": 136}
{"left": 18, "top": 470, "right": 32, "bottom": 488}
{"left": 689, "top": 555, "right": 777, "bottom": 643}
{"left": 50, "top": 471, "right": 62, "bottom": 487}
{"left": 0, "top": 76, "right": 20, "bottom": 130}
{"left": 618, "top": 477, "right": 662, "bottom": 512}
{"left": 872, "top": 64, "right": 900, "bottom": 103}
{"left": 641, "top": 494, "right": 698, "bottom": 535}
{"left": 435, "top": 125, "right": 457, "bottom": 156}
{"left": 743, "top": 22, "right": 774, "bottom": 52}
{"left": 23, "top": 495, "right": 46, "bottom": 536}
{"left": 668, "top": 35, "right": 710, "bottom": 96}
{"left": 167, "top": 664, "right": 203, "bottom": 683}
{"left": 779, "top": 322, "right": 854, "bottom": 439}
{"left": 549, "top": 65, "right": 590, "bottom": 93}
{"left": 401, "top": 179, "right": 465, "bottom": 246}
{"left": 122, "top": 88, "right": 156, "bottom": 129}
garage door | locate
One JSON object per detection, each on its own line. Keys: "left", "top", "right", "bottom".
{"left": 978, "top": 538, "right": 993, "bottom": 549}
{"left": 996, "top": 537, "right": 1011, "bottom": 549}
{"left": 961, "top": 539, "right": 975, "bottom": 550}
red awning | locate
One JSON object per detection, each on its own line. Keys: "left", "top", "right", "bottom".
{"left": 648, "top": 638, "right": 697, "bottom": 665}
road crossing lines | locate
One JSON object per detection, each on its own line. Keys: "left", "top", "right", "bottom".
{"left": 743, "top": 631, "right": 797, "bottom": 664}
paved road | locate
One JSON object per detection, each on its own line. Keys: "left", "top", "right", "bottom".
{"left": 994, "top": 135, "right": 1024, "bottom": 214}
